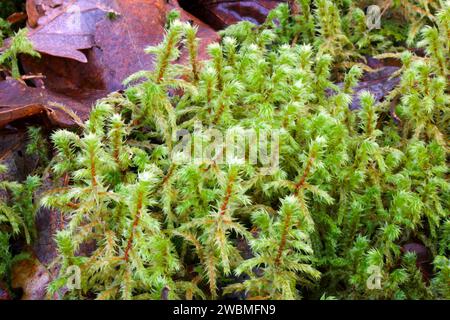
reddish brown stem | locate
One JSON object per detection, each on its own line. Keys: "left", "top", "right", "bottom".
{"left": 66, "top": 202, "right": 79, "bottom": 209}
{"left": 212, "top": 101, "right": 225, "bottom": 125}
{"left": 188, "top": 39, "right": 199, "bottom": 83}
{"left": 123, "top": 191, "right": 144, "bottom": 262}
{"left": 90, "top": 150, "right": 97, "bottom": 187}
{"left": 218, "top": 174, "right": 235, "bottom": 216}
{"left": 293, "top": 156, "right": 314, "bottom": 197}
{"left": 215, "top": 60, "right": 223, "bottom": 91}
{"left": 112, "top": 136, "right": 121, "bottom": 167}
{"left": 275, "top": 155, "right": 314, "bottom": 266}
{"left": 60, "top": 172, "right": 70, "bottom": 229}
{"left": 162, "top": 165, "right": 175, "bottom": 185}
{"left": 156, "top": 34, "right": 175, "bottom": 84}
{"left": 206, "top": 83, "right": 213, "bottom": 114}
{"left": 274, "top": 208, "right": 292, "bottom": 266}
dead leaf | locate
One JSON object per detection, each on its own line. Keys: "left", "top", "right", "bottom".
{"left": 347, "top": 66, "right": 400, "bottom": 110}
{"left": 22, "top": 0, "right": 218, "bottom": 91}
{"left": 178, "top": 0, "right": 283, "bottom": 30}
{"left": 11, "top": 256, "right": 50, "bottom": 300}
{"left": 27, "top": 0, "right": 113, "bottom": 63}
{"left": 0, "top": 78, "right": 105, "bottom": 127}
{"left": 331, "top": 62, "right": 401, "bottom": 110}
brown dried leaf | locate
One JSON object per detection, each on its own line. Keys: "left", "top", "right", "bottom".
{"left": 179, "top": 0, "right": 282, "bottom": 30}
{"left": 11, "top": 256, "right": 50, "bottom": 300}
{"left": 27, "top": 0, "right": 113, "bottom": 63}
{"left": 0, "top": 79, "right": 105, "bottom": 127}
{"left": 23, "top": 0, "right": 218, "bottom": 92}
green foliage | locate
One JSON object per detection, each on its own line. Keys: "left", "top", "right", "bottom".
{"left": 0, "top": 163, "right": 40, "bottom": 286}
{"left": 391, "top": 0, "right": 446, "bottom": 45}
{"left": 226, "top": 195, "right": 320, "bottom": 299}
{"left": 0, "top": 18, "right": 12, "bottom": 46}
{"left": 0, "top": 28, "right": 40, "bottom": 79}
{"left": 0, "top": 231, "right": 29, "bottom": 288}
{"left": 26, "top": 126, "right": 50, "bottom": 168}
{"left": 0, "top": 125, "right": 46, "bottom": 286}
{"left": 0, "top": 3, "right": 448, "bottom": 300}
{"left": 0, "top": 164, "right": 41, "bottom": 244}
{"left": 37, "top": 6, "right": 449, "bottom": 300}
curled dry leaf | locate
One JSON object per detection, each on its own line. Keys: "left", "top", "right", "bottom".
{"left": 26, "top": 0, "right": 112, "bottom": 63}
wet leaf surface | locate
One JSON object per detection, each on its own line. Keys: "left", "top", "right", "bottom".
{"left": 26, "top": 0, "right": 111, "bottom": 63}
{"left": 0, "top": 1, "right": 286, "bottom": 128}
{"left": 23, "top": 0, "right": 218, "bottom": 91}
{"left": 347, "top": 66, "right": 400, "bottom": 110}
{"left": 331, "top": 63, "right": 401, "bottom": 110}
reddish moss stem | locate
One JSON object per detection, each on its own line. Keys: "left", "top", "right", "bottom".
{"left": 123, "top": 191, "right": 144, "bottom": 262}
{"left": 90, "top": 150, "right": 98, "bottom": 187}
{"left": 294, "top": 156, "right": 314, "bottom": 197}
{"left": 275, "top": 155, "right": 314, "bottom": 266}
{"left": 156, "top": 34, "right": 175, "bottom": 84}
{"left": 274, "top": 209, "right": 292, "bottom": 266}
{"left": 218, "top": 174, "right": 235, "bottom": 216}
{"left": 212, "top": 101, "right": 225, "bottom": 125}
{"left": 162, "top": 165, "right": 175, "bottom": 186}
{"left": 188, "top": 41, "right": 199, "bottom": 83}
{"left": 112, "top": 130, "right": 121, "bottom": 168}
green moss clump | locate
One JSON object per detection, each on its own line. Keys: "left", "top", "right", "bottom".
{"left": 1, "top": 1, "right": 449, "bottom": 300}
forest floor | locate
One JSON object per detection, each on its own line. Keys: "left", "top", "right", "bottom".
{"left": 0, "top": 1, "right": 448, "bottom": 300}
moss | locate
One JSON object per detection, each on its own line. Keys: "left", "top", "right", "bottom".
{"left": 1, "top": 1, "right": 449, "bottom": 300}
